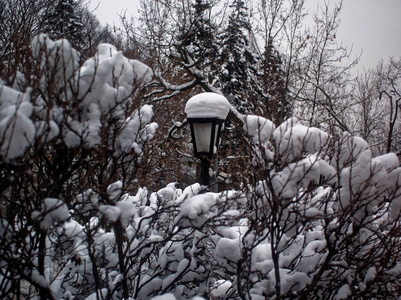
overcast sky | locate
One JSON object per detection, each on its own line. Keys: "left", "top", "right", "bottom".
{"left": 89, "top": 0, "right": 401, "bottom": 72}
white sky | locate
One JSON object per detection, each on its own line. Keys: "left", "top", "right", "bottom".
{"left": 88, "top": 0, "right": 401, "bottom": 72}
{"left": 336, "top": 0, "right": 401, "bottom": 71}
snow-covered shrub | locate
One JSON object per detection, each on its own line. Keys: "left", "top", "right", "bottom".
{"left": 208, "top": 115, "right": 401, "bottom": 299}
{"left": 0, "top": 35, "right": 158, "bottom": 299}
{"left": 1, "top": 34, "right": 401, "bottom": 300}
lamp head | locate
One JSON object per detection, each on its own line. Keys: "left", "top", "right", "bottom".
{"left": 185, "top": 93, "right": 230, "bottom": 159}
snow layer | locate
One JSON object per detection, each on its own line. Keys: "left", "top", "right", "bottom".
{"left": 31, "top": 34, "right": 80, "bottom": 86}
{"left": 215, "top": 237, "right": 241, "bottom": 262}
{"left": 32, "top": 198, "right": 70, "bottom": 229}
{"left": 79, "top": 43, "right": 151, "bottom": 114}
{"left": 175, "top": 192, "right": 219, "bottom": 228}
{"left": 150, "top": 294, "right": 175, "bottom": 300}
{"left": 1, "top": 35, "right": 157, "bottom": 162}
{"left": 0, "top": 86, "right": 35, "bottom": 160}
{"left": 243, "top": 115, "right": 275, "bottom": 144}
{"left": 185, "top": 92, "right": 230, "bottom": 119}
{"left": 276, "top": 123, "right": 329, "bottom": 161}
{"left": 210, "top": 280, "right": 232, "bottom": 298}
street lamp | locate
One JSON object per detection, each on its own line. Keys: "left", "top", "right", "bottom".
{"left": 185, "top": 92, "right": 230, "bottom": 188}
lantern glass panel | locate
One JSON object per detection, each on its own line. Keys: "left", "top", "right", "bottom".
{"left": 213, "top": 123, "right": 221, "bottom": 154}
{"left": 192, "top": 122, "right": 213, "bottom": 154}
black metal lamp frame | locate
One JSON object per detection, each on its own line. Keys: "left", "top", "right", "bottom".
{"left": 187, "top": 117, "right": 224, "bottom": 187}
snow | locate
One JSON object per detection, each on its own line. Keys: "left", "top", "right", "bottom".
{"left": 84, "top": 289, "right": 108, "bottom": 300}
{"left": 162, "top": 258, "right": 190, "bottom": 289}
{"left": 215, "top": 237, "right": 241, "bottom": 263}
{"left": 79, "top": 43, "right": 152, "bottom": 115}
{"left": 277, "top": 123, "right": 329, "bottom": 161}
{"left": 267, "top": 268, "right": 311, "bottom": 295}
{"left": 35, "top": 120, "right": 59, "bottom": 143}
{"left": 63, "top": 220, "right": 83, "bottom": 239}
{"left": 98, "top": 205, "right": 120, "bottom": 223}
{"left": 107, "top": 180, "right": 123, "bottom": 201}
{"left": 1, "top": 35, "right": 157, "bottom": 161}
{"left": 137, "top": 276, "right": 163, "bottom": 299}
{"left": 243, "top": 115, "right": 275, "bottom": 144}
{"left": 334, "top": 284, "right": 352, "bottom": 300}
{"left": 185, "top": 92, "right": 230, "bottom": 119}
{"left": 334, "top": 132, "right": 370, "bottom": 168}
{"left": 79, "top": 44, "right": 134, "bottom": 112}
{"left": 83, "top": 103, "right": 102, "bottom": 148}
{"left": 116, "top": 199, "right": 137, "bottom": 227}
{"left": 175, "top": 192, "right": 219, "bottom": 228}
{"left": 388, "top": 165, "right": 401, "bottom": 219}
{"left": 131, "top": 59, "right": 154, "bottom": 83}
{"left": 0, "top": 86, "right": 35, "bottom": 160}
{"left": 31, "top": 269, "right": 50, "bottom": 289}
{"left": 0, "top": 219, "right": 12, "bottom": 241}
{"left": 32, "top": 198, "right": 70, "bottom": 229}
{"left": 115, "top": 104, "right": 158, "bottom": 156}
{"left": 242, "top": 115, "right": 276, "bottom": 166}
{"left": 157, "top": 187, "right": 176, "bottom": 203}
{"left": 31, "top": 34, "right": 79, "bottom": 85}
{"left": 372, "top": 152, "right": 399, "bottom": 173}
{"left": 252, "top": 243, "right": 272, "bottom": 264}
{"left": 150, "top": 293, "right": 177, "bottom": 300}
{"left": 272, "top": 155, "right": 315, "bottom": 199}
{"left": 337, "top": 146, "right": 400, "bottom": 217}
{"left": 97, "top": 182, "right": 138, "bottom": 226}
{"left": 272, "top": 117, "right": 300, "bottom": 142}
{"left": 298, "top": 239, "right": 327, "bottom": 273}
{"left": 364, "top": 266, "right": 377, "bottom": 284}
{"left": 210, "top": 280, "right": 232, "bottom": 298}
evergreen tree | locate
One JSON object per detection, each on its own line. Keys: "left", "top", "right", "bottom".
{"left": 41, "top": 0, "right": 83, "bottom": 51}
{"left": 179, "top": 0, "right": 219, "bottom": 84}
{"left": 217, "top": 0, "right": 258, "bottom": 114}
{"left": 259, "top": 37, "right": 290, "bottom": 125}
{"left": 215, "top": 0, "right": 262, "bottom": 189}
{"left": 0, "top": 0, "right": 52, "bottom": 86}
{"left": 76, "top": 7, "right": 123, "bottom": 59}
{"left": 40, "top": 0, "right": 122, "bottom": 59}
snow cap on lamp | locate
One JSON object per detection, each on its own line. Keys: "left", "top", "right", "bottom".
{"left": 185, "top": 92, "right": 230, "bottom": 119}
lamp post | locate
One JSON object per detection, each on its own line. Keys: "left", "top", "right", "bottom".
{"left": 185, "top": 93, "right": 230, "bottom": 188}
